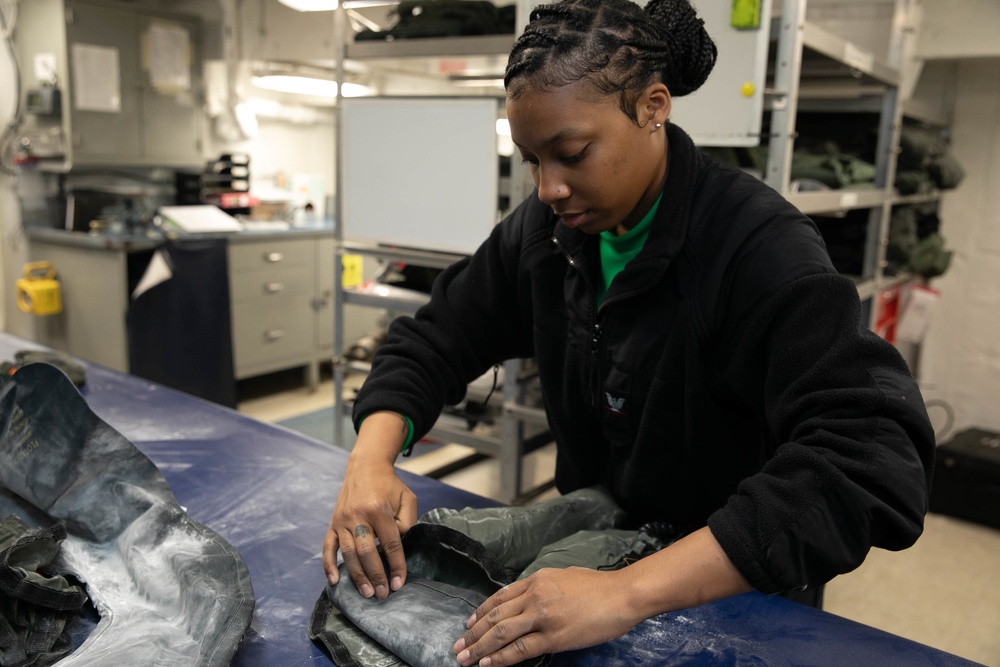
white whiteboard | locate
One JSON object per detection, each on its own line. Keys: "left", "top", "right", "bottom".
{"left": 341, "top": 97, "right": 499, "bottom": 254}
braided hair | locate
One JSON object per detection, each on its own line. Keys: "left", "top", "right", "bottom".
{"left": 504, "top": 0, "right": 717, "bottom": 124}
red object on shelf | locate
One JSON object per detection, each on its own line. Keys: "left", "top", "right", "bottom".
{"left": 874, "top": 284, "right": 902, "bottom": 344}
{"left": 205, "top": 192, "right": 259, "bottom": 210}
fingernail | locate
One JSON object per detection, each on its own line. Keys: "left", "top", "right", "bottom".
{"left": 375, "top": 585, "right": 387, "bottom": 599}
{"left": 327, "top": 574, "right": 338, "bottom": 586}
{"left": 391, "top": 576, "right": 403, "bottom": 591}
{"left": 360, "top": 584, "right": 374, "bottom": 598}
{"left": 480, "top": 658, "right": 492, "bottom": 667}
{"left": 466, "top": 613, "right": 477, "bottom": 628}
{"left": 457, "top": 649, "right": 470, "bottom": 664}
{"left": 452, "top": 638, "right": 465, "bottom": 653}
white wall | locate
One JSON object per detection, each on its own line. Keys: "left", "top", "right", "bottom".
{"left": 917, "top": 0, "right": 1000, "bottom": 60}
{"left": 244, "top": 115, "right": 335, "bottom": 203}
{"left": 1, "top": 12, "right": 30, "bottom": 338}
{"left": 201, "top": 100, "right": 336, "bottom": 212}
{"left": 919, "top": 58, "right": 1000, "bottom": 440}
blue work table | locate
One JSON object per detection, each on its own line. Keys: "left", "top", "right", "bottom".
{"left": 0, "top": 333, "right": 979, "bottom": 666}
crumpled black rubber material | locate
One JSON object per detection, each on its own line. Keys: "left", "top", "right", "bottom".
{"left": 0, "top": 516, "right": 89, "bottom": 667}
{"left": 0, "top": 362, "right": 254, "bottom": 666}
{"left": 310, "top": 486, "right": 676, "bottom": 666}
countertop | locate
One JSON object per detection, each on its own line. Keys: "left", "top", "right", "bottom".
{"left": 26, "top": 218, "right": 335, "bottom": 251}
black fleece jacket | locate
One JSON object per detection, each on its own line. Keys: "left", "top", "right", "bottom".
{"left": 353, "top": 124, "right": 935, "bottom": 595}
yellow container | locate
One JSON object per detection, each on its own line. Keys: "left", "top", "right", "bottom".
{"left": 16, "top": 261, "right": 63, "bottom": 316}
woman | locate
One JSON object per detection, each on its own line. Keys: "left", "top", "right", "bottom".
{"left": 323, "top": 0, "right": 935, "bottom": 664}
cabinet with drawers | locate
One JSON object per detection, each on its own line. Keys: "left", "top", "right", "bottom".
{"left": 28, "top": 228, "right": 349, "bottom": 400}
{"left": 228, "top": 232, "right": 383, "bottom": 389}
{"left": 228, "top": 235, "right": 320, "bottom": 385}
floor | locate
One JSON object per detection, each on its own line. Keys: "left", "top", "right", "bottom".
{"left": 238, "top": 368, "right": 999, "bottom": 667}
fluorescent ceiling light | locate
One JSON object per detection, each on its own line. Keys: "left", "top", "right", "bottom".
{"left": 277, "top": 0, "right": 339, "bottom": 10}
{"left": 451, "top": 78, "right": 505, "bottom": 89}
{"left": 245, "top": 98, "right": 327, "bottom": 124}
{"left": 251, "top": 75, "right": 370, "bottom": 98}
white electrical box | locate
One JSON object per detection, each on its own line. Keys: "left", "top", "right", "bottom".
{"left": 671, "top": 0, "right": 774, "bottom": 146}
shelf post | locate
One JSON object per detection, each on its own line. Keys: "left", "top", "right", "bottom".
{"left": 866, "top": 0, "right": 916, "bottom": 329}
{"left": 765, "top": 0, "right": 807, "bottom": 195}
{"left": 333, "top": 0, "right": 349, "bottom": 448}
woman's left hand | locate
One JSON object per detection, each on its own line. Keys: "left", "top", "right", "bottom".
{"left": 452, "top": 526, "right": 754, "bottom": 666}
{"left": 452, "top": 566, "right": 638, "bottom": 667}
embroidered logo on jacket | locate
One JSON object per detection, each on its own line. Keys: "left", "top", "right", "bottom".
{"left": 604, "top": 392, "right": 626, "bottom": 415}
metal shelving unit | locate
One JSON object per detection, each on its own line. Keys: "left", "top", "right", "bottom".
{"left": 329, "top": 4, "right": 548, "bottom": 504}
{"left": 326, "top": 0, "right": 946, "bottom": 498}
{"left": 333, "top": 266, "right": 548, "bottom": 504}
{"left": 334, "top": 253, "right": 548, "bottom": 502}
{"left": 765, "top": 0, "right": 930, "bottom": 328}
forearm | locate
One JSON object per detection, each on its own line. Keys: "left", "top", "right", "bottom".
{"left": 454, "top": 525, "right": 754, "bottom": 666}
{"left": 326, "top": 410, "right": 418, "bottom": 592}
{"left": 348, "top": 411, "right": 410, "bottom": 468}
{"left": 618, "top": 526, "right": 752, "bottom": 623}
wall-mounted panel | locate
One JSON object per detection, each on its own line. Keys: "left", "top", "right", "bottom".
{"left": 670, "top": 0, "right": 774, "bottom": 146}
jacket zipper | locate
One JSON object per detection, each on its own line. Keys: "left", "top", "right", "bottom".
{"left": 590, "top": 323, "right": 602, "bottom": 354}
{"left": 553, "top": 236, "right": 603, "bottom": 410}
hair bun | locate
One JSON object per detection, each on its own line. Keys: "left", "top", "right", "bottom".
{"left": 644, "top": 0, "right": 717, "bottom": 96}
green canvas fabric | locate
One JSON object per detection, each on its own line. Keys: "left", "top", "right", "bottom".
{"left": 929, "top": 153, "right": 965, "bottom": 190}
{"left": 790, "top": 147, "right": 876, "bottom": 188}
{"left": 887, "top": 206, "right": 919, "bottom": 270}
{"left": 898, "top": 125, "right": 945, "bottom": 171}
{"left": 905, "top": 233, "right": 953, "bottom": 279}
{"left": 895, "top": 170, "right": 934, "bottom": 196}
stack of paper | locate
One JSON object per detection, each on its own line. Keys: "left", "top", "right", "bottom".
{"left": 158, "top": 205, "right": 243, "bottom": 233}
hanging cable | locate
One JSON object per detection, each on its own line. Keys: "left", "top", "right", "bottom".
{"left": 924, "top": 398, "right": 955, "bottom": 444}
{"left": 480, "top": 363, "right": 501, "bottom": 408}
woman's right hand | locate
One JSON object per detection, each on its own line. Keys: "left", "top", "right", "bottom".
{"left": 322, "top": 412, "right": 418, "bottom": 599}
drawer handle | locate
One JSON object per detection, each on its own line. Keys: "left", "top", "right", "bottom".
{"left": 265, "top": 329, "right": 285, "bottom": 341}
{"left": 265, "top": 281, "right": 285, "bottom": 293}
{"left": 265, "top": 252, "right": 284, "bottom": 263}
